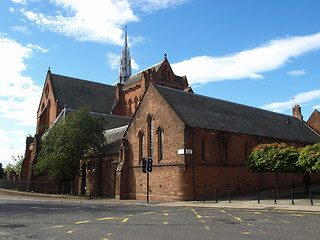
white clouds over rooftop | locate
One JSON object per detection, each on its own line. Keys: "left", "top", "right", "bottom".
{"left": 172, "top": 33, "right": 320, "bottom": 84}
{"left": 287, "top": 70, "right": 307, "bottom": 77}
{"left": 0, "top": 35, "right": 43, "bottom": 126}
{"left": 21, "top": 0, "right": 139, "bottom": 45}
{"left": 262, "top": 89, "right": 320, "bottom": 113}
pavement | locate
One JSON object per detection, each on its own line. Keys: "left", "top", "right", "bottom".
{"left": 1, "top": 186, "right": 320, "bottom": 213}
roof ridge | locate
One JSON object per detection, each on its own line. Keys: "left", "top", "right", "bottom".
{"left": 154, "top": 84, "right": 296, "bottom": 119}
{"left": 51, "top": 73, "right": 114, "bottom": 88}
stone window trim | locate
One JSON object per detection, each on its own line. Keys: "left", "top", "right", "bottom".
{"left": 138, "top": 130, "right": 144, "bottom": 164}
{"left": 201, "top": 137, "right": 206, "bottom": 161}
{"left": 146, "top": 114, "right": 154, "bottom": 158}
{"left": 156, "top": 126, "right": 164, "bottom": 163}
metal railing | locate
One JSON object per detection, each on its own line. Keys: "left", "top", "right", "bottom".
{"left": 0, "top": 179, "right": 70, "bottom": 194}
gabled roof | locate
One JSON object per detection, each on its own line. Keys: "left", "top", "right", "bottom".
{"left": 104, "top": 125, "right": 128, "bottom": 154}
{"left": 123, "top": 60, "right": 163, "bottom": 88}
{"left": 155, "top": 84, "right": 320, "bottom": 143}
{"left": 50, "top": 73, "right": 116, "bottom": 114}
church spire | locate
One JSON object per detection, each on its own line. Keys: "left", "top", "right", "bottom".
{"left": 118, "top": 26, "right": 132, "bottom": 84}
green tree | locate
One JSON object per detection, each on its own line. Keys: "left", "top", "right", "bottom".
{"left": 247, "top": 143, "right": 300, "bottom": 195}
{"left": 0, "top": 163, "right": 5, "bottom": 179}
{"left": 296, "top": 143, "right": 320, "bottom": 173}
{"left": 34, "top": 107, "right": 106, "bottom": 194}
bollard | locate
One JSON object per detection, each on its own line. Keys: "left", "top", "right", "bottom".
{"left": 274, "top": 189, "right": 277, "bottom": 204}
{"left": 257, "top": 189, "right": 260, "bottom": 204}
{"left": 203, "top": 191, "right": 206, "bottom": 203}
{"left": 228, "top": 189, "right": 231, "bottom": 203}
{"left": 310, "top": 189, "right": 313, "bottom": 206}
{"left": 291, "top": 189, "right": 294, "bottom": 205}
{"left": 215, "top": 190, "right": 218, "bottom": 203}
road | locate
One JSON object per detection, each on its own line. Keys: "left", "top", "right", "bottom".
{"left": 0, "top": 197, "right": 319, "bottom": 240}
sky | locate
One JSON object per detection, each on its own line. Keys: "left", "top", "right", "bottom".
{"left": 1, "top": 0, "right": 320, "bottom": 167}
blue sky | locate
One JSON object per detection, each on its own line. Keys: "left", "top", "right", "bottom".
{"left": 1, "top": 0, "right": 320, "bottom": 167}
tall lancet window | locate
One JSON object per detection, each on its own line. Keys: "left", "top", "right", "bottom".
{"left": 138, "top": 131, "right": 144, "bottom": 164}
{"left": 147, "top": 114, "right": 153, "bottom": 158}
{"left": 157, "top": 127, "right": 164, "bottom": 162}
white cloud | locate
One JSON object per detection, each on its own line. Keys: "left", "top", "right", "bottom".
{"left": 106, "top": 52, "right": 119, "bottom": 70}
{"left": 130, "top": 0, "right": 189, "bottom": 12}
{"left": 262, "top": 89, "right": 320, "bottom": 113}
{"left": 313, "top": 105, "right": 320, "bottom": 110}
{"left": 9, "top": 7, "right": 15, "bottom": 13}
{"left": 11, "top": 0, "right": 40, "bottom": 5}
{"left": 287, "top": 70, "right": 307, "bottom": 77}
{"left": 11, "top": 0, "right": 27, "bottom": 4}
{"left": 107, "top": 51, "right": 139, "bottom": 71}
{"left": 172, "top": 32, "right": 320, "bottom": 84}
{"left": 131, "top": 58, "right": 139, "bottom": 71}
{"left": 0, "top": 35, "right": 43, "bottom": 126}
{"left": 21, "top": 0, "right": 140, "bottom": 45}
{"left": 11, "top": 25, "right": 31, "bottom": 35}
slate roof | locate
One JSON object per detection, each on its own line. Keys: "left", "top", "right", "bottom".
{"left": 124, "top": 61, "right": 163, "bottom": 88}
{"left": 100, "top": 114, "right": 131, "bottom": 131}
{"left": 155, "top": 84, "right": 320, "bottom": 144}
{"left": 104, "top": 125, "right": 128, "bottom": 154}
{"left": 50, "top": 73, "right": 116, "bottom": 114}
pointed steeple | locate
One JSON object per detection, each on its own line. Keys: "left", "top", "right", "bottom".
{"left": 118, "top": 26, "right": 132, "bottom": 84}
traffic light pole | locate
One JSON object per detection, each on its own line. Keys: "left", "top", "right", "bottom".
{"left": 147, "top": 172, "right": 149, "bottom": 203}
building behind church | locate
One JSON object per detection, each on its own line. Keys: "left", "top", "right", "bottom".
{"left": 21, "top": 28, "right": 320, "bottom": 201}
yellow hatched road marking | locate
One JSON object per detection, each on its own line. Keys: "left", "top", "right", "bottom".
{"left": 97, "top": 217, "right": 117, "bottom": 221}
{"left": 49, "top": 225, "right": 64, "bottom": 229}
{"left": 121, "top": 218, "right": 129, "bottom": 223}
{"left": 75, "top": 220, "right": 90, "bottom": 224}
{"left": 142, "top": 212, "right": 156, "bottom": 215}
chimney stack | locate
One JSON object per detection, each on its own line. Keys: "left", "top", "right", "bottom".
{"left": 292, "top": 105, "right": 303, "bottom": 121}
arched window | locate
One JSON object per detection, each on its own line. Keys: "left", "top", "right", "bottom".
{"left": 157, "top": 127, "right": 164, "bottom": 162}
{"left": 128, "top": 99, "right": 132, "bottom": 116}
{"left": 147, "top": 114, "right": 153, "bottom": 158}
{"left": 45, "top": 84, "right": 49, "bottom": 99}
{"left": 47, "top": 99, "right": 51, "bottom": 126}
{"left": 201, "top": 138, "right": 206, "bottom": 161}
{"left": 138, "top": 131, "right": 144, "bottom": 164}
{"left": 134, "top": 96, "right": 138, "bottom": 112}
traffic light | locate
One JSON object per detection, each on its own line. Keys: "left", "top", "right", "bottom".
{"left": 147, "top": 157, "right": 153, "bottom": 173}
{"left": 142, "top": 158, "right": 147, "bottom": 173}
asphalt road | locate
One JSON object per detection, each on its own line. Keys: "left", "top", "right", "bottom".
{"left": 0, "top": 197, "right": 319, "bottom": 240}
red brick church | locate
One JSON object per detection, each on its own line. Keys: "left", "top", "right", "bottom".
{"left": 21, "top": 28, "right": 320, "bottom": 201}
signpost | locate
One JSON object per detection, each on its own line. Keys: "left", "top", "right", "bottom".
{"left": 142, "top": 157, "right": 153, "bottom": 203}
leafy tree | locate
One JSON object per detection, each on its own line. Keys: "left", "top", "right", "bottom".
{"left": 0, "top": 163, "right": 5, "bottom": 179}
{"left": 247, "top": 143, "right": 300, "bottom": 195}
{"left": 296, "top": 143, "right": 320, "bottom": 173}
{"left": 34, "top": 107, "right": 106, "bottom": 194}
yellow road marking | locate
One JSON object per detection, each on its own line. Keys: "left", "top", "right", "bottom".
{"left": 164, "top": 213, "right": 169, "bottom": 216}
{"left": 205, "top": 226, "right": 210, "bottom": 230}
{"left": 163, "top": 222, "right": 168, "bottom": 225}
{"left": 197, "top": 215, "right": 202, "bottom": 219}
{"left": 221, "top": 210, "right": 243, "bottom": 222}
{"left": 142, "top": 212, "right": 156, "bottom": 215}
{"left": 279, "top": 219, "right": 291, "bottom": 224}
{"left": 121, "top": 218, "right": 129, "bottom": 223}
{"left": 242, "top": 232, "right": 251, "bottom": 235}
{"left": 49, "top": 225, "right": 64, "bottom": 229}
{"left": 75, "top": 220, "right": 90, "bottom": 224}
{"left": 97, "top": 217, "right": 117, "bottom": 221}
{"left": 67, "top": 231, "right": 73, "bottom": 234}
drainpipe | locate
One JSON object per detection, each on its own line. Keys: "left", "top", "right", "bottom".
{"left": 192, "top": 128, "right": 196, "bottom": 200}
